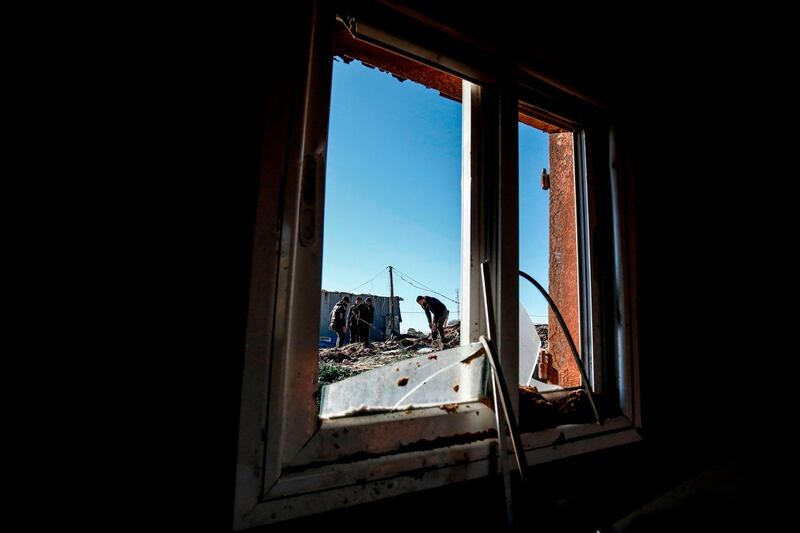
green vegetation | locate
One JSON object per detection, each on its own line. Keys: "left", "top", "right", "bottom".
{"left": 318, "top": 361, "right": 358, "bottom": 387}
{"left": 317, "top": 362, "right": 360, "bottom": 413}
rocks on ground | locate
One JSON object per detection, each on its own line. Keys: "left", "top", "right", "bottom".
{"left": 319, "top": 322, "right": 461, "bottom": 376}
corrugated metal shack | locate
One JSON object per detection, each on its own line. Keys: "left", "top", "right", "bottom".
{"left": 319, "top": 290, "right": 402, "bottom": 347}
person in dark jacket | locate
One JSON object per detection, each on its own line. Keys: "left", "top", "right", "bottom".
{"left": 347, "top": 297, "right": 363, "bottom": 344}
{"left": 329, "top": 295, "right": 350, "bottom": 348}
{"left": 360, "top": 297, "right": 375, "bottom": 347}
{"left": 416, "top": 295, "right": 449, "bottom": 344}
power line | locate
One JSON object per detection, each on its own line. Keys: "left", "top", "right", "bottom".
{"left": 348, "top": 267, "right": 388, "bottom": 293}
{"left": 347, "top": 267, "right": 546, "bottom": 319}
{"left": 392, "top": 267, "right": 460, "bottom": 305}
{"left": 392, "top": 267, "right": 436, "bottom": 293}
{"left": 395, "top": 272, "right": 459, "bottom": 305}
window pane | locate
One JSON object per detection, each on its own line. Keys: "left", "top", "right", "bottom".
{"left": 318, "top": 54, "right": 481, "bottom": 415}
{"left": 518, "top": 117, "right": 593, "bottom": 431}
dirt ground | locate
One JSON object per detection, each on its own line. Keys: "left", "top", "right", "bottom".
{"left": 319, "top": 322, "right": 547, "bottom": 375}
{"left": 319, "top": 322, "right": 462, "bottom": 375}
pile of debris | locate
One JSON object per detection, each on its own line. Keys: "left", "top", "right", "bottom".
{"left": 319, "top": 321, "right": 597, "bottom": 431}
{"left": 518, "top": 385, "right": 595, "bottom": 432}
{"left": 319, "top": 322, "right": 461, "bottom": 375}
{"left": 534, "top": 324, "right": 548, "bottom": 350}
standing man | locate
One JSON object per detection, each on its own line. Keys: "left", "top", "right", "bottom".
{"left": 360, "top": 297, "right": 375, "bottom": 347}
{"left": 347, "top": 296, "right": 363, "bottom": 344}
{"left": 329, "top": 295, "right": 350, "bottom": 348}
{"left": 416, "top": 295, "right": 449, "bottom": 345}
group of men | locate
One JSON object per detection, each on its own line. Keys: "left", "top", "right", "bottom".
{"left": 328, "top": 295, "right": 375, "bottom": 348}
{"left": 328, "top": 293, "right": 449, "bottom": 349}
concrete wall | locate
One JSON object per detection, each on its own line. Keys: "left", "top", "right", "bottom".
{"left": 547, "top": 132, "right": 580, "bottom": 387}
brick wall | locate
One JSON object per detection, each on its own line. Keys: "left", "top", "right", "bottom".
{"left": 547, "top": 132, "right": 580, "bottom": 387}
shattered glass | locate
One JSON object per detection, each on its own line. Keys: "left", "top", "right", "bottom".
{"left": 319, "top": 342, "right": 489, "bottom": 418}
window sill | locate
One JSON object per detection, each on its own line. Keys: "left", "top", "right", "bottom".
{"left": 243, "top": 415, "right": 640, "bottom": 527}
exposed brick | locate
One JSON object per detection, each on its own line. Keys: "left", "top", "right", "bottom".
{"left": 548, "top": 133, "right": 581, "bottom": 388}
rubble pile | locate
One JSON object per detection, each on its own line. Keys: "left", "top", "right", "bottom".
{"left": 518, "top": 385, "right": 594, "bottom": 432}
{"left": 319, "top": 323, "right": 461, "bottom": 375}
{"left": 534, "top": 324, "right": 548, "bottom": 350}
{"left": 319, "top": 320, "right": 597, "bottom": 432}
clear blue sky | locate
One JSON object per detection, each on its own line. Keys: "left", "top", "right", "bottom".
{"left": 518, "top": 124, "right": 551, "bottom": 325}
{"left": 322, "top": 59, "right": 550, "bottom": 332}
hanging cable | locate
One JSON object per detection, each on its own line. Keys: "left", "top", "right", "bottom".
{"left": 392, "top": 267, "right": 459, "bottom": 305}
{"left": 348, "top": 267, "right": 388, "bottom": 293}
{"left": 391, "top": 267, "right": 437, "bottom": 293}
{"left": 396, "top": 273, "right": 459, "bottom": 305}
{"left": 519, "top": 269, "right": 601, "bottom": 425}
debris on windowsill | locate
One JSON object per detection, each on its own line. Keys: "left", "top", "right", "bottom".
{"left": 518, "top": 385, "right": 595, "bottom": 432}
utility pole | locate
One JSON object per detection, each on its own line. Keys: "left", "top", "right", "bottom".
{"left": 388, "top": 265, "right": 396, "bottom": 337}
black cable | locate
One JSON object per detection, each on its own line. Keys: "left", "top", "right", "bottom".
{"left": 348, "top": 267, "right": 388, "bottom": 293}
{"left": 392, "top": 267, "right": 438, "bottom": 293}
{"left": 519, "top": 269, "right": 601, "bottom": 424}
{"left": 393, "top": 268, "right": 459, "bottom": 305}
{"left": 396, "top": 273, "right": 459, "bottom": 305}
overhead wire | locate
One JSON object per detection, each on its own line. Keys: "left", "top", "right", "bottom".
{"left": 392, "top": 267, "right": 459, "bottom": 305}
{"left": 348, "top": 266, "right": 388, "bottom": 293}
{"left": 345, "top": 266, "right": 547, "bottom": 321}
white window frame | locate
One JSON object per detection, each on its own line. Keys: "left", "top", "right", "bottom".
{"left": 233, "top": 2, "right": 641, "bottom": 529}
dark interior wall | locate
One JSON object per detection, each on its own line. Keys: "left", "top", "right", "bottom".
{"left": 165, "top": 3, "right": 758, "bottom": 531}
{"left": 612, "top": 58, "right": 749, "bottom": 459}
{"left": 157, "top": 4, "right": 315, "bottom": 528}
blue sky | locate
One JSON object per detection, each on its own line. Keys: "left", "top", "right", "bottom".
{"left": 322, "top": 59, "right": 550, "bottom": 332}
{"left": 518, "top": 123, "right": 551, "bottom": 324}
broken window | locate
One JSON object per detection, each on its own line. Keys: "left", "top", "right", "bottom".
{"left": 315, "top": 40, "right": 493, "bottom": 419}
{"left": 517, "top": 113, "right": 597, "bottom": 432}
{"left": 234, "top": 4, "right": 641, "bottom": 528}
